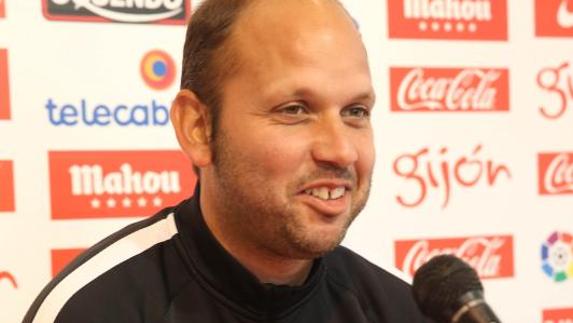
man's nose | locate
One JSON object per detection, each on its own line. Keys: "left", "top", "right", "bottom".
{"left": 311, "top": 120, "right": 358, "bottom": 168}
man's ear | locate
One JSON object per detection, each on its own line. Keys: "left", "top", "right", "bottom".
{"left": 171, "top": 89, "right": 213, "bottom": 168}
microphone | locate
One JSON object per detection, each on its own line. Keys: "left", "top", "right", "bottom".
{"left": 412, "top": 255, "right": 502, "bottom": 323}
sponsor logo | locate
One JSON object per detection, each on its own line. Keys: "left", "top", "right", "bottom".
{"left": 543, "top": 307, "right": 573, "bottom": 323}
{"left": 140, "top": 50, "right": 175, "bottom": 90}
{"left": 395, "top": 235, "right": 514, "bottom": 279}
{"left": 46, "top": 50, "right": 175, "bottom": 127}
{"left": 42, "top": 0, "right": 190, "bottom": 25}
{"left": 387, "top": 0, "right": 507, "bottom": 40}
{"left": 0, "top": 160, "right": 15, "bottom": 212}
{"left": 393, "top": 144, "right": 511, "bottom": 208}
{"left": 49, "top": 150, "right": 196, "bottom": 219}
{"left": 0, "top": 0, "right": 5, "bottom": 18}
{"left": 539, "top": 153, "right": 573, "bottom": 195}
{"left": 537, "top": 61, "right": 573, "bottom": 120}
{"left": 390, "top": 67, "right": 509, "bottom": 112}
{"left": 0, "top": 49, "right": 10, "bottom": 120}
{"left": 536, "top": 0, "right": 573, "bottom": 37}
{"left": 0, "top": 271, "right": 18, "bottom": 289}
{"left": 541, "top": 231, "right": 573, "bottom": 282}
{"left": 51, "top": 248, "right": 84, "bottom": 277}
{"left": 46, "top": 98, "right": 170, "bottom": 127}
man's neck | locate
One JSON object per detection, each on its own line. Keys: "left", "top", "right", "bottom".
{"left": 199, "top": 185, "right": 313, "bottom": 286}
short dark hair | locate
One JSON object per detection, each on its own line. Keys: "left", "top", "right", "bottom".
{"left": 180, "top": 0, "right": 251, "bottom": 139}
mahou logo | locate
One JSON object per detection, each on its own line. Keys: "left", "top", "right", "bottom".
{"left": 49, "top": 150, "right": 196, "bottom": 219}
{"left": 390, "top": 67, "right": 509, "bottom": 112}
{"left": 42, "top": 0, "right": 190, "bottom": 25}
{"left": 395, "top": 235, "right": 514, "bottom": 279}
{"left": 536, "top": 0, "right": 573, "bottom": 37}
{"left": 387, "top": 0, "right": 507, "bottom": 40}
{"left": 0, "top": 160, "right": 15, "bottom": 212}
{"left": 543, "top": 307, "right": 573, "bottom": 323}
{"left": 539, "top": 153, "right": 573, "bottom": 195}
{"left": 0, "top": 49, "right": 10, "bottom": 120}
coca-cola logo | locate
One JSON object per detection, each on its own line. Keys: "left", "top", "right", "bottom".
{"left": 0, "top": 160, "right": 15, "bottom": 212}
{"left": 51, "top": 248, "right": 84, "bottom": 277}
{"left": 387, "top": 0, "right": 507, "bottom": 40}
{"left": 537, "top": 61, "right": 573, "bottom": 120}
{"left": 0, "top": 0, "right": 5, "bottom": 18}
{"left": 49, "top": 150, "right": 196, "bottom": 219}
{"left": 42, "top": 0, "right": 191, "bottom": 25}
{"left": 536, "top": 0, "right": 573, "bottom": 37}
{"left": 393, "top": 144, "right": 512, "bottom": 208}
{"left": 539, "top": 153, "right": 573, "bottom": 195}
{"left": 395, "top": 235, "right": 514, "bottom": 279}
{"left": 390, "top": 67, "right": 509, "bottom": 112}
{"left": 543, "top": 307, "right": 573, "bottom": 323}
{"left": 0, "top": 271, "right": 18, "bottom": 289}
{"left": 0, "top": 49, "right": 10, "bottom": 120}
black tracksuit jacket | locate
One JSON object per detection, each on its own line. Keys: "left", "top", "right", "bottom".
{"left": 24, "top": 192, "right": 431, "bottom": 323}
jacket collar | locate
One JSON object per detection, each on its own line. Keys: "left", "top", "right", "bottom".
{"left": 175, "top": 186, "right": 325, "bottom": 319}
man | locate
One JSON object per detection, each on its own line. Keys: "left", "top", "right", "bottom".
{"left": 24, "top": 0, "right": 430, "bottom": 322}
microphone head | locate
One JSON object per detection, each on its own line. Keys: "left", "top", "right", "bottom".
{"left": 412, "top": 255, "right": 483, "bottom": 323}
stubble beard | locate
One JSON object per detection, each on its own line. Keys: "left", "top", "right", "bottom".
{"left": 210, "top": 131, "right": 371, "bottom": 260}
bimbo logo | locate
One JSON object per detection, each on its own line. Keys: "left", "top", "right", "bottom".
{"left": 387, "top": 0, "right": 507, "bottom": 40}
{"left": 536, "top": 0, "right": 573, "bottom": 37}
{"left": 393, "top": 144, "right": 511, "bottom": 208}
{"left": 42, "top": 0, "right": 190, "bottom": 24}
{"left": 0, "top": 160, "right": 15, "bottom": 212}
{"left": 49, "top": 150, "right": 196, "bottom": 219}
{"left": 141, "top": 50, "right": 175, "bottom": 90}
{"left": 543, "top": 307, "right": 573, "bottom": 323}
{"left": 0, "top": 49, "right": 10, "bottom": 120}
{"left": 390, "top": 67, "right": 509, "bottom": 112}
{"left": 51, "top": 248, "right": 84, "bottom": 277}
{"left": 395, "top": 235, "right": 514, "bottom": 279}
{"left": 539, "top": 153, "right": 573, "bottom": 195}
{"left": 537, "top": 61, "right": 573, "bottom": 120}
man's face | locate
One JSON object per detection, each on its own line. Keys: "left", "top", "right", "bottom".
{"left": 205, "top": 0, "right": 375, "bottom": 260}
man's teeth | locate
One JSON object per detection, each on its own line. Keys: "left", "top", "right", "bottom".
{"left": 304, "top": 187, "right": 346, "bottom": 200}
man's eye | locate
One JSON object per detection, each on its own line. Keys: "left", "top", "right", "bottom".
{"left": 280, "top": 104, "right": 307, "bottom": 115}
{"left": 342, "top": 106, "right": 370, "bottom": 118}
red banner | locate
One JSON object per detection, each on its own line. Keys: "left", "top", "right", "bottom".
{"left": 49, "top": 150, "right": 196, "bottom": 219}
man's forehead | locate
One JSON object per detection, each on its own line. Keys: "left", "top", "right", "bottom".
{"left": 229, "top": 0, "right": 363, "bottom": 66}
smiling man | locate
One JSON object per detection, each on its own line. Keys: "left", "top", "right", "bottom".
{"left": 24, "top": 0, "right": 429, "bottom": 322}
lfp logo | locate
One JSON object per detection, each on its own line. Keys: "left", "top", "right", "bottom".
{"left": 140, "top": 50, "right": 176, "bottom": 90}
{"left": 541, "top": 231, "right": 573, "bottom": 282}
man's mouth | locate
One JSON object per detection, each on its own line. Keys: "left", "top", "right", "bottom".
{"left": 303, "top": 186, "right": 346, "bottom": 201}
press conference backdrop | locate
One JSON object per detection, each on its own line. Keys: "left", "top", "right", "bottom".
{"left": 1, "top": 0, "right": 572, "bottom": 322}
